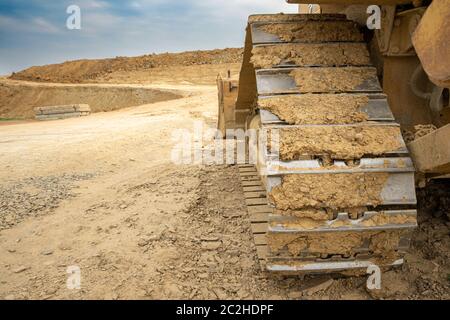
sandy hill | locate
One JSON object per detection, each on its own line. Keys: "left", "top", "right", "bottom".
{"left": 1, "top": 47, "right": 243, "bottom": 120}
{"left": 9, "top": 48, "right": 243, "bottom": 84}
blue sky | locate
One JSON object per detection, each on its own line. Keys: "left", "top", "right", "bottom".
{"left": 0, "top": 0, "right": 297, "bottom": 75}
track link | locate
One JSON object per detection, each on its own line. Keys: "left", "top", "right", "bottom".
{"left": 236, "top": 14, "right": 417, "bottom": 274}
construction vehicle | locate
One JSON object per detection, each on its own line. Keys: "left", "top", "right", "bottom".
{"left": 217, "top": 71, "right": 239, "bottom": 138}
{"left": 218, "top": 0, "right": 450, "bottom": 274}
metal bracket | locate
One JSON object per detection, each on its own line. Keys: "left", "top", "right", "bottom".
{"left": 377, "top": 6, "right": 426, "bottom": 57}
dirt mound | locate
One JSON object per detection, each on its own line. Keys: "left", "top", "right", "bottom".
{"left": 0, "top": 81, "right": 182, "bottom": 119}
{"left": 95, "top": 63, "right": 241, "bottom": 86}
{"left": 9, "top": 48, "right": 243, "bottom": 84}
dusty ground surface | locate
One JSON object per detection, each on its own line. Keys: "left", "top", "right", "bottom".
{"left": 0, "top": 60, "right": 448, "bottom": 300}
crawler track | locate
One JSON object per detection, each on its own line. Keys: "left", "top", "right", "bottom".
{"left": 236, "top": 14, "right": 418, "bottom": 274}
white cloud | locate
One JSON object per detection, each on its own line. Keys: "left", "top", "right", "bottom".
{"left": 0, "top": 15, "right": 61, "bottom": 34}
{"left": 130, "top": 2, "right": 142, "bottom": 9}
{"left": 76, "top": 0, "right": 110, "bottom": 9}
{"left": 190, "top": 0, "right": 297, "bottom": 23}
{"left": 82, "top": 12, "right": 124, "bottom": 33}
{"left": 32, "top": 17, "right": 60, "bottom": 33}
{"left": 123, "top": 0, "right": 297, "bottom": 15}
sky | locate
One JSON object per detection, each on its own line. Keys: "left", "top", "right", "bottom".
{"left": 0, "top": 0, "right": 298, "bottom": 75}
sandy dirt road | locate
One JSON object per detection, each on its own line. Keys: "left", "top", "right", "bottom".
{"left": 0, "top": 83, "right": 448, "bottom": 300}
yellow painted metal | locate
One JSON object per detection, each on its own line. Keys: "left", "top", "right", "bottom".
{"left": 408, "top": 124, "right": 450, "bottom": 174}
{"left": 382, "top": 56, "right": 432, "bottom": 128}
{"left": 217, "top": 73, "right": 239, "bottom": 137}
{"left": 412, "top": 0, "right": 450, "bottom": 88}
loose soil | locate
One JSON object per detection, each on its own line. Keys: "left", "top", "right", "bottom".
{"left": 413, "top": 124, "right": 438, "bottom": 139}
{"left": 403, "top": 124, "right": 438, "bottom": 143}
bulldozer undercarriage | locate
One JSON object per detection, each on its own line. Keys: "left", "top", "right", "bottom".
{"left": 236, "top": 14, "right": 418, "bottom": 274}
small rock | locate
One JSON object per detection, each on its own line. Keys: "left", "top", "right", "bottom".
{"left": 212, "top": 287, "right": 228, "bottom": 300}
{"left": 303, "top": 279, "right": 334, "bottom": 296}
{"left": 201, "top": 235, "right": 220, "bottom": 242}
{"left": 341, "top": 292, "right": 366, "bottom": 300}
{"left": 7, "top": 249, "right": 16, "bottom": 253}
{"left": 201, "top": 241, "right": 221, "bottom": 250}
{"left": 13, "top": 266, "right": 30, "bottom": 274}
{"left": 355, "top": 133, "right": 364, "bottom": 143}
{"left": 104, "top": 292, "right": 119, "bottom": 300}
{"left": 366, "top": 271, "right": 410, "bottom": 299}
{"left": 164, "top": 283, "right": 182, "bottom": 298}
{"left": 288, "top": 291, "right": 303, "bottom": 299}
{"left": 58, "top": 244, "right": 71, "bottom": 251}
{"left": 41, "top": 250, "right": 53, "bottom": 256}
{"left": 138, "top": 238, "right": 149, "bottom": 247}
{"left": 45, "top": 288, "right": 57, "bottom": 295}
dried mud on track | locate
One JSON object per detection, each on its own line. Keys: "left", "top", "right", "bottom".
{"left": 258, "top": 94, "right": 369, "bottom": 125}
{"left": 0, "top": 82, "right": 448, "bottom": 300}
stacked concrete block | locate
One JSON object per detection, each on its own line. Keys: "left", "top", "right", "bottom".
{"left": 34, "top": 104, "right": 91, "bottom": 121}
